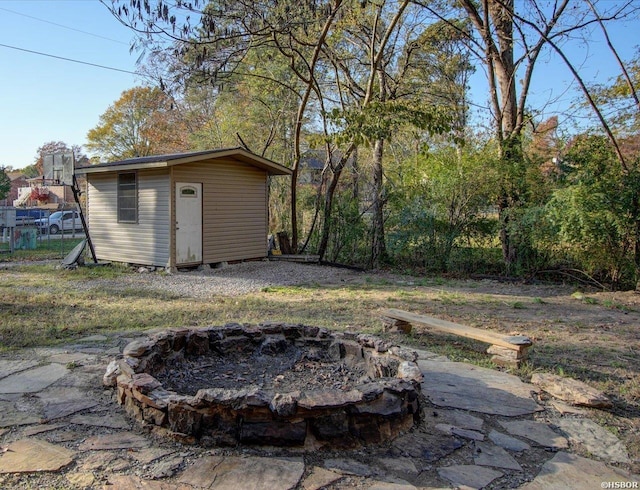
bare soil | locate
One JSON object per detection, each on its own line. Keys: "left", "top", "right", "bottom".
{"left": 373, "top": 275, "right": 640, "bottom": 471}
{"left": 1, "top": 260, "right": 638, "bottom": 478}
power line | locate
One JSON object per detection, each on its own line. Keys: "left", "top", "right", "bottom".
{"left": 0, "top": 6, "right": 129, "bottom": 45}
{"left": 0, "top": 42, "right": 138, "bottom": 75}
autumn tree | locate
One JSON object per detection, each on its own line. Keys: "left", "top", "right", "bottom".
{"left": 86, "top": 86, "right": 189, "bottom": 162}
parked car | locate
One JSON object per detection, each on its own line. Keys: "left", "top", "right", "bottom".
{"left": 34, "top": 210, "right": 83, "bottom": 235}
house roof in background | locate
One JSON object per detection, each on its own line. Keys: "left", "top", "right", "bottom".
{"left": 7, "top": 171, "right": 27, "bottom": 181}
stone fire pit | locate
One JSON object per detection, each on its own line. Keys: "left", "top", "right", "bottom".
{"left": 104, "top": 323, "right": 423, "bottom": 447}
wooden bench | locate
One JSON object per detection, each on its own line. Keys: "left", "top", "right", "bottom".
{"left": 380, "top": 308, "right": 532, "bottom": 367}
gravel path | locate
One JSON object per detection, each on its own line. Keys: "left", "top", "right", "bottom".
{"left": 88, "top": 260, "right": 368, "bottom": 299}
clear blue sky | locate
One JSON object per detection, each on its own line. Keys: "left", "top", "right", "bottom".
{"left": 0, "top": 0, "right": 139, "bottom": 169}
{"left": 0, "top": 1, "right": 637, "bottom": 171}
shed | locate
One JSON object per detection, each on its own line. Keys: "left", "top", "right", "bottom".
{"left": 75, "top": 148, "right": 291, "bottom": 269}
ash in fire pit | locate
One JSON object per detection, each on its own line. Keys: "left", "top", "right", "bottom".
{"left": 158, "top": 343, "right": 369, "bottom": 396}
{"left": 104, "top": 323, "right": 423, "bottom": 448}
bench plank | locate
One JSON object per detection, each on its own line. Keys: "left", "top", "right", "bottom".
{"left": 381, "top": 308, "right": 532, "bottom": 352}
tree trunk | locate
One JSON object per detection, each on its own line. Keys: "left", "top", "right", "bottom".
{"left": 489, "top": 0, "right": 523, "bottom": 272}
{"left": 370, "top": 138, "right": 386, "bottom": 268}
{"left": 458, "top": 0, "right": 525, "bottom": 272}
{"left": 633, "top": 191, "right": 640, "bottom": 290}
{"left": 317, "top": 166, "right": 345, "bottom": 262}
{"left": 317, "top": 147, "right": 354, "bottom": 261}
{"left": 351, "top": 146, "right": 359, "bottom": 201}
{"left": 498, "top": 134, "right": 525, "bottom": 273}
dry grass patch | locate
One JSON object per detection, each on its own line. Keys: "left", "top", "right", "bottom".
{"left": 1, "top": 262, "right": 639, "bottom": 470}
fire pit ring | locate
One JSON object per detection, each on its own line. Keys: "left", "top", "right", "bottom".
{"left": 104, "top": 323, "right": 423, "bottom": 447}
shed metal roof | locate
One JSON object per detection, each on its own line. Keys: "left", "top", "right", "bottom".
{"left": 75, "top": 147, "right": 292, "bottom": 176}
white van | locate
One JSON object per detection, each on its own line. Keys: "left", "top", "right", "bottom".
{"left": 34, "top": 210, "right": 83, "bottom": 235}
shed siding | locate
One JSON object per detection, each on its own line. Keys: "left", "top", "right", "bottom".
{"left": 87, "top": 169, "right": 171, "bottom": 266}
{"left": 172, "top": 159, "right": 268, "bottom": 263}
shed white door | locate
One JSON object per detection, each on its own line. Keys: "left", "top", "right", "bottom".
{"left": 176, "top": 182, "right": 202, "bottom": 264}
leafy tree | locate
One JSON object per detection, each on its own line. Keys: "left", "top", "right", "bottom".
{"left": 0, "top": 167, "right": 10, "bottom": 201}
{"left": 387, "top": 142, "right": 499, "bottom": 271}
{"left": 588, "top": 49, "right": 640, "bottom": 143}
{"left": 403, "top": 19, "right": 474, "bottom": 139}
{"left": 416, "top": 0, "right": 637, "bottom": 273}
{"left": 547, "top": 134, "right": 640, "bottom": 288}
{"left": 321, "top": 2, "right": 460, "bottom": 267}
{"left": 86, "top": 86, "right": 189, "bottom": 162}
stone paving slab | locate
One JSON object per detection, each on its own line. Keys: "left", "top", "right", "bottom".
{"left": 0, "top": 360, "right": 39, "bottom": 380}
{"left": 391, "top": 432, "right": 464, "bottom": 463}
{"left": 425, "top": 408, "right": 484, "bottom": 431}
{"left": 549, "top": 400, "right": 587, "bottom": 415}
{"left": 78, "top": 451, "right": 118, "bottom": 471}
{"left": 376, "top": 457, "right": 420, "bottom": 477}
{"left": 178, "top": 456, "right": 305, "bottom": 490}
{"left": 70, "top": 413, "right": 131, "bottom": 429}
{"left": 66, "top": 471, "right": 96, "bottom": 488}
{"left": 488, "top": 430, "right": 531, "bottom": 452}
{"left": 498, "top": 419, "right": 569, "bottom": 450}
{"left": 45, "top": 352, "right": 94, "bottom": 365}
{"left": 367, "top": 478, "right": 418, "bottom": 489}
{"left": 452, "top": 426, "right": 486, "bottom": 441}
{"left": 531, "top": 372, "right": 612, "bottom": 408}
{"left": 43, "top": 399, "right": 99, "bottom": 420}
{"left": 0, "top": 363, "right": 67, "bottom": 394}
{"left": 148, "top": 455, "right": 184, "bottom": 479}
{"left": 437, "top": 464, "right": 503, "bottom": 489}
{"left": 553, "top": 416, "right": 630, "bottom": 463}
{"left": 36, "top": 386, "right": 101, "bottom": 420}
{"left": 130, "top": 447, "right": 177, "bottom": 465}
{"left": 48, "top": 430, "right": 84, "bottom": 443}
{"left": 0, "top": 401, "right": 42, "bottom": 427}
{"left": 78, "top": 432, "right": 151, "bottom": 451}
{"left": 176, "top": 456, "right": 225, "bottom": 487}
{"left": 521, "top": 451, "right": 635, "bottom": 489}
{"left": 324, "top": 458, "right": 377, "bottom": 477}
{"left": 22, "top": 423, "right": 67, "bottom": 436}
{"left": 419, "top": 360, "right": 542, "bottom": 416}
{"left": 474, "top": 441, "right": 523, "bottom": 471}
{"left": 106, "top": 474, "right": 192, "bottom": 489}
{"left": 0, "top": 438, "right": 75, "bottom": 473}
{"left": 302, "top": 467, "right": 343, "bottom": 490}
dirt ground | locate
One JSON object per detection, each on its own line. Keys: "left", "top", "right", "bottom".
{"left": 372, "top": 275, "right": 640, "bottom": 472}
{"left": 1, "top": 260, "right": 638, "bottom": 481}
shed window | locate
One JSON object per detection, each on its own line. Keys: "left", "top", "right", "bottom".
{"left": 180, "top": 186, "right": 197, "bottom": 197}
{"left": 117, "top": 172, "right": 137, "bottom": 223}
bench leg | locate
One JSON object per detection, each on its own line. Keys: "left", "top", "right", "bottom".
{"left": 487, "top": 345, "right": 530, "bottom": 368}
{"left": 382, "top": 317, "right": 412, "bottom": 334}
